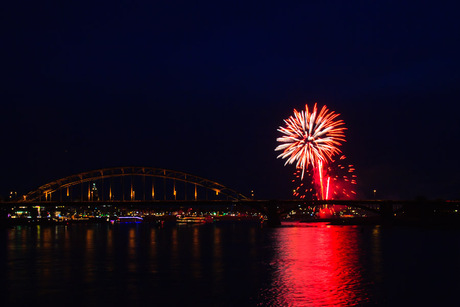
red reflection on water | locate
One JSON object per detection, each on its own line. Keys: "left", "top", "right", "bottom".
{"left": 266, "top": 223, "right": 369, "bottom": 306}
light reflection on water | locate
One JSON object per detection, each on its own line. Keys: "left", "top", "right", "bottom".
{"left": 260, "top": 223, "right": 374, "bottom": 306}
{"left": 2, "top": 222, "right": 460, "bottom": 306}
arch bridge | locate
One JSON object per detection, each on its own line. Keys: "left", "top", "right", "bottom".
{"left": 21, "top": 167, "right": 248, "bottom": 203}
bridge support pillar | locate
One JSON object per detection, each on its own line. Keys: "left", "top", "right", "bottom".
{"left": 266, "top": 201, "right": 281, "bottom": 227}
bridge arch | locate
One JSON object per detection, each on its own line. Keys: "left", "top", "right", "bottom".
{"left": 22, "top": 167, "right": 248, "bottom": 202}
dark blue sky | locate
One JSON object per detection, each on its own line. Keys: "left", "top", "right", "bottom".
{"left": 2, "top": 1, "right": 460, "bottom": 199}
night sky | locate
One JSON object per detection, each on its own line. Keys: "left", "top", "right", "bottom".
{"left": 2, "top": 1, "right": 460, "bottom": 200}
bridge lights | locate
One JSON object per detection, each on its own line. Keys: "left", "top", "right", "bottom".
{"left": 173, "top": 180, "right": 176, "bottom": 200}
{"left": 131, "top": 190, "right": 135, "bottom": 200}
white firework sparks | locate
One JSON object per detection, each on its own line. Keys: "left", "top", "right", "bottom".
{"left": 275, "top": 103, "right": 346, "bottom": 179}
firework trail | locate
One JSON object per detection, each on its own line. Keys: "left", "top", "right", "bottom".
{"left": 292, "top": 155, "right": 357, "bottom": 200}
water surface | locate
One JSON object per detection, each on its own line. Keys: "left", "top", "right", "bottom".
{"left": 1, "top": 222, "right": 460, "bottom": 306}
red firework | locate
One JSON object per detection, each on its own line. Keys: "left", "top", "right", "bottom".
{"left": 275, "top": 103, "right": 346, "bottom": 180}
{"left": 276, "top": 103, "right": 347, "bottom": 200}
{"left": 292, "top": 155, "right": 357, "bottom": 200}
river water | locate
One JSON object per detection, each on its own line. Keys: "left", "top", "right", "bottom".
{"left": 1, "top": 222, "right": 460, "bottom": 306}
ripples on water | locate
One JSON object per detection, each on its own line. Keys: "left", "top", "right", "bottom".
{"left": 1, "top": 222, "right": 460, "bottom": 306}
{"left": 259, "top": 224, "right": 373, "bottom": 306}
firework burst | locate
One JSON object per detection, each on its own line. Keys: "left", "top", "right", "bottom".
{"left": 275, "top": 103, "right": 346, "bottom": 179}
{"left": 292, "top": 155, "right": 357, "bottom": 200}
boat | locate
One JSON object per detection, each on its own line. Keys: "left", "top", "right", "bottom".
{"left": 113, "top": 216, "right": 144, "bottom": 223}
{"left": 176, "top": 215, "right": 213, "bottom": 224}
